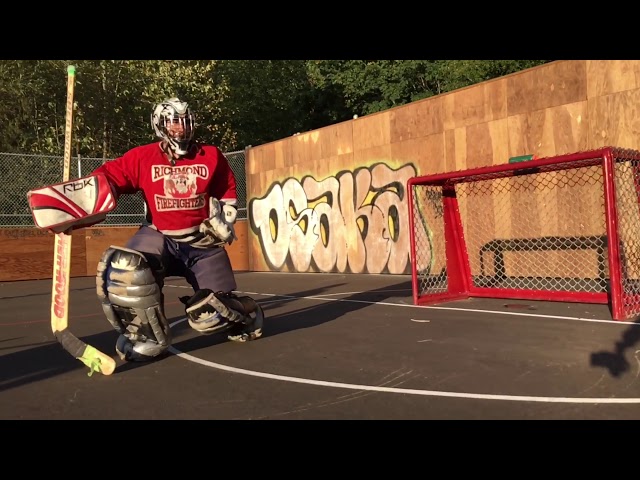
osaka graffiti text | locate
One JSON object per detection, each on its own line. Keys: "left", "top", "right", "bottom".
{"left": 249, "top": 163, "right": 417, "bottom": 274}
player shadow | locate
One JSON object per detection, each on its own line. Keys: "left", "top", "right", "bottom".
{"left": 0, "top": 329, "right": 122, "bottom": 392}
{"left": 590, "top": 320, "right": 640, "bottom": 377}
{"left": 0, "top": 278, "right": 413, "bottom": 388}
{"left": 261, "top": 280, "right": 413, "bottom": 337}
{"left": 172, "top": 278, "right": 413, "bottom": 355}
{"left": 0, "top": 320, "right": 202, "bottom": 387}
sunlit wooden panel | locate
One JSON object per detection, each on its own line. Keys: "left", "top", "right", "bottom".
{"left": 588, "top": 89, "right": 640, "bottom": 149}
{"left": 442, "top": 77, "right": 508, "bottom": 131}
{"left": 291, "top": 129, "right": 324, "bottom": 165}
{"left": 391, "top": 133, "right": 445, "bottom": 176}
{"left": 444, "top": 127, "right": 468, "bottom": 173}
{"left": 390, "top": 95, "right": 444, "bottom": 143}
{"left": 464, "top": 118, "right": 510, "bottom": 169}
{"left": 226, "top": 220, "right": 249, "bottom": 271}
{"left": 326, "top": 153, "right": 355, "bottom": 176}
{"left": 508, "top": 101, "right": 589, "bottom": 158}
{"left": 0, "top": 229, "right": 86, "bottom": 281}
{"left": 352, "top": 144, "right": 393, "bottom": 167}
{"left": 587, "top": 60, "right": 640, "bottom": 98}
{"left": 507, "top": 61, "right": 587, "bottom": 116}
{"left": 246, "top": 142, "right": 277, "bottom": 175}
{"left": 319, "top": 120, "right": 354, "bottom": 158}
{"left": 352, "top": 111, "right": 391, "bottom": 151}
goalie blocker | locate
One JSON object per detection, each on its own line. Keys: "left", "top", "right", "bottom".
{"left": 27, "top": 172, "right": 117, "bottom": 233}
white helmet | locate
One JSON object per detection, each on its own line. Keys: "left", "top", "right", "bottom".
{"left": 151, "top": 97, "right": 196, "bottom": 156}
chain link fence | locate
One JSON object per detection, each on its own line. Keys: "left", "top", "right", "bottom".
{"left": 409, "top": 147, "right": 640, "bottom": 320}
{"left": 0, "top": 149, "right": 248, "bottom": 227}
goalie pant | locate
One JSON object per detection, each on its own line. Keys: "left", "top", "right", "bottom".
{"left": 97, "top": 226, "right": 263, "bottom": 361}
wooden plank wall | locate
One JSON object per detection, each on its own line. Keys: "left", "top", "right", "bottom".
{"left": 0, "top": 228, "right": 88, "bottom": 281}
{"left": 0, "top": 221, "right": 250, "bottom": 282}
{"left": 245, "top": 60, "right": 640, "bottom": 274}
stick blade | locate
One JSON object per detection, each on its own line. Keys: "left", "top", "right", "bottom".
{"left": 56, "top": 329, "right": 116, "bottom": 376}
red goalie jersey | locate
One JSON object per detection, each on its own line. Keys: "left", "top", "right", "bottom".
{"left": 93, "top": 142, "right": 237, "bottom": 236}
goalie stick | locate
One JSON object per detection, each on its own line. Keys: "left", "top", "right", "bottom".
{"left": 50, "top": 65, "right": 116, "bottom": 376}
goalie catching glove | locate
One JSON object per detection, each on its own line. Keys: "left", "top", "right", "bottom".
{"left": 199, "top": 197, "right": 238, "bottom": 246}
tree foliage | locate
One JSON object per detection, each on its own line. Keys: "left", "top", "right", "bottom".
{"left": 212, "top": 60, "right": 320, "bottom": 148}
{"left": 306, "top": 60, "right": 550, "bottom": 116}
{"left": 0, "top": 60, "right": 551, "bottom": 157}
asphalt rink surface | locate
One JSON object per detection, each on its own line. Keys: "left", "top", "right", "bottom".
{"left": 3, "top": 272, "right": 640, "bottom": 419}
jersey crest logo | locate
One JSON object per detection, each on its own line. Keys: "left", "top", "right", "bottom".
{"left": 165, "top": 172, "right": 197, "bottom": 198}
{"left": 152, "top": 164, "right": 208, "bottom": 211}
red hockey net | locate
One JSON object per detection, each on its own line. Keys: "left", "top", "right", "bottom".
{"left": 407, "top": 147, "right": 640, "bottom": 321}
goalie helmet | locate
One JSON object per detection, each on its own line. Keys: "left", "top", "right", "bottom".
{"left": 151, "top": 97, "right": 196, "bottom": 157}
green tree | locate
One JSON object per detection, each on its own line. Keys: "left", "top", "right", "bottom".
{"left": 306, "top": 60, "right": 552, "bottom": 119}
{"left": 0, "top": 60, "right": 68, "bottom": 154}
{"left": 0, "top": 59, "right": 553, "bottom": 157}
{"left": 213, "top": 60, "right": 319, "bottom": 149}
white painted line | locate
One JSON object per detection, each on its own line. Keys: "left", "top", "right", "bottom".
{"left": 167, "top": 297, "right": 640, "bottom": 404}
{"left": 167, "top": 321, "right": 640, "bottom": 403}
{"left": 234, "top": 291, "right": 627, "bottom": 326}
{"left": 276, "top": 290, "right": 412, "bottom": 299}
{"left": 164, "top": 284, "right": 630, "bottom": 325}
{"left": 256, "top": 298, "right": 298, "bottom": 306}
{"left": 311, "top": 291, "right": 371, "bottom": 297}
{"left": 411, "top": 319, "right": 431, "bottom": 323}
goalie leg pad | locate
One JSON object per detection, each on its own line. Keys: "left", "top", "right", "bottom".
{"left": 182, "top": 290, "right": 263, "bottom": 340}
{"left": 226, "top": 295, "right": 264, "bottom": 343}
{"left": 182, "top": 289, "right": 239, "bottom": 334}
{"left": 96, "top": 246, "right": 172, "bottom": 361}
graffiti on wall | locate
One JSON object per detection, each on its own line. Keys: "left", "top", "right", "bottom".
{"left": 249, "top": 162, "right": 417, "bottom": 274}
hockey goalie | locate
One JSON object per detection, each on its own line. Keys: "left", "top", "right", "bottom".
{"left": 27, "top": 97, "right": 264, "bottom": 363}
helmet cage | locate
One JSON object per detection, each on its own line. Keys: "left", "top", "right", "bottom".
{"left": 152, "top": 98, "right": 196, "bottom": 156}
